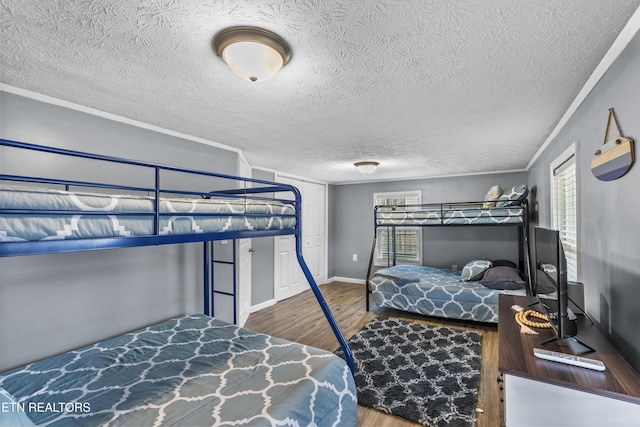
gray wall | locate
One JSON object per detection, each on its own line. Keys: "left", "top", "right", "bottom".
{"left": 250, "top": 169, "right": 275, "bottom": 305}
{"left": 329, "top": 172, "right": 528, "bottom": 280}
{"left": 0, "top": 92, "right": 238, "bottom": 370}
{"left": 528, "top": 31, "right": 640, "bottom": 372}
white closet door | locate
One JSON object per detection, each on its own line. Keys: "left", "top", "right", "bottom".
{"left": 274, "top": 232, "right": 300, "bottom": 300}
{"left": 273, "top": 176, "right": 326, "bottom": 301}
{"left": 303, "top": 181, "right": 326, "bottom": 286}
{"left": 274, "top": 177, "right": 300, "bottom": 300}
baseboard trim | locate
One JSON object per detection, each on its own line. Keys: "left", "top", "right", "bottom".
{"left": 328, "top": 276, "right": 365, "bottom": 285}
{"left": 251, "top": 299, "right": 276, "bottom": 313}
{"left": 251, "top": 279, "right": 362, "bottom": 313}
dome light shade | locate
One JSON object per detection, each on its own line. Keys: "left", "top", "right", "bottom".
{"left": 354, "top": 161, "right": 379, "bottom": 174}
{"left": 213, "top": 27, "right": 291, "bottom": 82}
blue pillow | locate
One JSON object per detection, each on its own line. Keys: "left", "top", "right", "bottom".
{"left": 461, "top": 259, "right": 493, "bottom": 281}
{"left": 496, "top": 184, "right": 528, "bottom": 207}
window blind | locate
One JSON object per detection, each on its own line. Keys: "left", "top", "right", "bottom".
{"left": 553, "top": 156, "right": 577, "bottom": 281}
{"left": 374, "top": 191, "right": 421, "bottom": 265}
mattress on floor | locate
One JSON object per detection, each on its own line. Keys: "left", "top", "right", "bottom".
{"left": 0, "top": 314, "right": 357, "bottom": 427}
{"left": 370, "top": 264, "right": 526, "bottom": 323}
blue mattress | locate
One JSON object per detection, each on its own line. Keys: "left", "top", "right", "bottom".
{"left": 370, "top": 265, "right": 526, "bottom": 323}
{"left": 0, "top": 315, "right": 357, "bottom": 427}
{"left": 0, "top": 187, "right": 296, "bottom": 242}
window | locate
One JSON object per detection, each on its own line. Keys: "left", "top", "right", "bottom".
{"left": 551, "top": 144, "right": 578, "bottom": 281}
{"left": 374, "top": 191, "right": 422, "bottom": 266}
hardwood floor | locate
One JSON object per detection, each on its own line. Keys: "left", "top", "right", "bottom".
{"left": 245, "top": 281, "right": 504, "bottom": 427}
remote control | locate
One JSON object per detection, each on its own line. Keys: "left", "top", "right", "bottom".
{"left": 533, "top": 348, "right": 606, "bottom": 371}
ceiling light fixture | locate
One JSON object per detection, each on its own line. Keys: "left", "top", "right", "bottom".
{"left": 213, "top": 26, "right": 291, "bottom": 82}
{"left": 354, "top": 161, "right": 379, "bottom": 174}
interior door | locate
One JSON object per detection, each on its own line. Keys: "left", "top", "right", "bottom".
{"left": 304, "top": 181, "right": 327, "bottom": 286}
{"left": 274, "top": 233, "right": 299, "bottom": 301}
{"left": 236, "top": 157, "right": 252, "bottom": 326}
{"left": 274, "top": 177, "right": 301, "bottom": 301}
{"left": 273, "top": 176, "right": 327, "bottom": 301}
{"left": 237, "top": 238, "right": 251, "bottom": 326}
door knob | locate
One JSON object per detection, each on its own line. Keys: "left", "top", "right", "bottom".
{"left": 248, "top": 248, "right": 255, "bottom": 253}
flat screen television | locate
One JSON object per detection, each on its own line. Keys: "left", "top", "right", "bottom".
{"left": 534, "top": 226, "right": 584, "bottom": 348}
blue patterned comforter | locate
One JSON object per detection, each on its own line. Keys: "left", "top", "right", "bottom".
{"left": 0, "top": 187, "right": 296, "bottom": 242}
{"left": 370, "top": 265, "right": 526, "bottom": 323}
{"left": 0, "top": 315, "right": 357, "bottom": 427}
{"left": 376, "top": 205, "right": 524, "bottom": 226}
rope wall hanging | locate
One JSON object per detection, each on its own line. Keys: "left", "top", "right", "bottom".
{"left": 511, "top": 305, "right": 552, "bottom": 335}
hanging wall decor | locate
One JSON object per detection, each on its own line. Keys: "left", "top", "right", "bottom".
{"left": 591, "top": 108, "right": 635, "bottom": 181}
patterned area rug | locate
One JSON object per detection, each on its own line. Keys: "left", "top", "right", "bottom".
{"left": 336, "top": 318, "right": 482, "bottom": 427}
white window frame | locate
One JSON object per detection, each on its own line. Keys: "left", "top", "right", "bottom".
{"left": 373, "top": 190, "right": 422, "bottom": 266}
{"left": 550, "top": 143, "right": 579, "bottom": 282}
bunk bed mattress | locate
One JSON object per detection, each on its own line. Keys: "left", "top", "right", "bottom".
{"left": 376, "top": 206, "right": 525, "bottom": 226}
{"left": 0, "top": 314, "right": 357, "bottom": 427}
{"left": 0, "top": 187, "right": 296, "bottom": 242}
{"left": 369, "top": 265, "right": 526, "bottom": 323}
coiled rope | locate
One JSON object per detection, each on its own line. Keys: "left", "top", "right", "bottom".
{"left": 511, "top": 305, "right": 552, "bottom": 335}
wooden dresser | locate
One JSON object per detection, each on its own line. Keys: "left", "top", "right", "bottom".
{"left": 498, "top": 294, "right": 640, "bottom": 427}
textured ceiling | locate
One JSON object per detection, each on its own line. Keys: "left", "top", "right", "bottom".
{"left": 1, "top": 1, "right": 639, "bottom": 184}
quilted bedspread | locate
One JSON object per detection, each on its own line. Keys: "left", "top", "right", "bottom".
{"left": 0, "top": 315, "right": 357, "bottom": 427}
{"left": 370, "top": 265, "right": 526, "bottom": 323}
{"left": 0, "top": 187, "right": 296, "bottom": 242}
{"left": 376, "top": 205, "right": 524, "bottom": 226}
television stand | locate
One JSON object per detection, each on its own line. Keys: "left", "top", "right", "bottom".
{"left": 536, "top": 296, "right": 580, "bottom": 341}
{"left": 539, "top": 334, "right": 595, "bottom": 354}
{"left": 499, "top": 295, "right": 640, "bottom": 427}
{"left": 529, "top": 296, "right": 592, "bottom": 351}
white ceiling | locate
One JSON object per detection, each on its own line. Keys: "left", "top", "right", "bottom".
{"left": 1, "top": 1, "right": 639, "bottom": 184}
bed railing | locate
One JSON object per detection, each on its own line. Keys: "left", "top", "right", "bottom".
{"left": 0, "top": 138, "right": 355, "bottom": 374}
{"left": 0, "top": 138, "right": 299, "bottom": 255}
{"left": 365, "top": 199, "right": 533, "bottom": 309}
{"left": 374, "top": 199, "right": 528, "bottom": 227}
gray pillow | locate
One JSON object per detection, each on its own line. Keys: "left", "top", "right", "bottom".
{"left": 480, "top": 266, "right": 526, "bottom": 290}
{"left": 535, "top": 267, "right": 558, "bottom": 294}
{"left": 461, "top": 259, "right": 493, "bottom": 281}
{"left": 491, "top": 259, "right": 518, "bottom": 268}
{"left": 496, "top": 184, "right": 528, "bottom": 207}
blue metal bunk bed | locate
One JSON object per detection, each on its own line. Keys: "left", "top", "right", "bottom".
{"left": 365, "top": 196, "right": 534, "bottom": 323}
{"left": 0, "top": 138, "right": 356, "bottom": 426}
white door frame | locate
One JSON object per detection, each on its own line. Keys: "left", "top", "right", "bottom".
{"left": 236, "top": 156, "right": 252, "bottom": 326}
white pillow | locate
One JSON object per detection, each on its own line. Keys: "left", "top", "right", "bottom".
{"left": 482, "top": 185, "right": 503, "bottom": 208}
